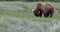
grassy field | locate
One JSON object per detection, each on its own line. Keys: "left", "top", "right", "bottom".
{"left": 0, "top": 1, "right": 60, "bottom": 32}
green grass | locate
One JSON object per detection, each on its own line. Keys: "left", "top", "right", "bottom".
{"left": 0, "top": 2, "right": 60, "bottom": 32}
{"left": 0, "top": 2, "right": 60, "bottom": 22}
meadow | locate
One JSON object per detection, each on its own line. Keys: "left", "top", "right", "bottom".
{"left": 0, "top": 1, "right": 60, "bottom": 32}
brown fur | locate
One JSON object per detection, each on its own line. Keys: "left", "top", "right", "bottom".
{"left": 32, "top": 2, "right": 55, "bottom": 17}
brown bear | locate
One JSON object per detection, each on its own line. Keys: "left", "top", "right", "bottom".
{"left": 32, "top": 2, "right": 55, "bottom": 17}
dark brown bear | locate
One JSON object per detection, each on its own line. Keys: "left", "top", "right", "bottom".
{"left": 32, "top": 2, "right": 55, "bottom": 17}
